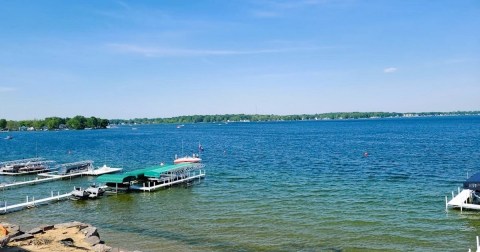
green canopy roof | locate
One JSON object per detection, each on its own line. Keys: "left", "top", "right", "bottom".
{"left": 96, "top": 163, "right": 197, "bottom": 184}
{"left": 143, "top": 163, "right": 193, "bottom": 177}
{"left": 96, "top": 174, "right": 136, "bottom": 184}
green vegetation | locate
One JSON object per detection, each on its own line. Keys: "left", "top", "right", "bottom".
{"left": 109, "top": 111, "right": 480, "bottom": 125}
{"left": 0, "top": 116, "right": 109, "bottom": 131}
{"left": 1, "top": 111, "right": 478, "bottom": 131}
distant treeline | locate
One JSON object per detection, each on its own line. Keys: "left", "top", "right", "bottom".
{"left": 2, "top": 111, "right": 478, "bottom": 131}
{"left": 109, "top": 111, "right": 480, "bottom": 125}
{"left": 0, "top": 116, "right": 109, "bottom": 131}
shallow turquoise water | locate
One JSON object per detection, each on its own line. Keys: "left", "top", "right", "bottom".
{"left": 1, "top": 116, "right": 480, "bottom": 251}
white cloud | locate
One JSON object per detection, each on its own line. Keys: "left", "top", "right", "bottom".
{"left": 107, "top": 43, "right": 324, "bottom": 57}
{"left": 384, "top": 67, "right": 398, "bottom": 73}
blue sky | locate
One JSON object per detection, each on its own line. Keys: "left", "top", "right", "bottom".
{"left": 0, "top": 0, "right": 479, "bottom": 120}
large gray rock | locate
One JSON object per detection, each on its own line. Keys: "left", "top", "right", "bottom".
{"left": 92, "top": 243, "right": 113, "bottom": 252}
{"left": 54, "top": 221, "right": 88, "bottom": 229}
{"left": 9, "top": 233, "right": 34, "bottom": 242}
{"left": 27, "top": 224, "right": 54, "bottom": 234}
{"left": 0, "top": 235, "right": 10, "bottom": 248}
{"left": 84, "top": 235, "right": 101, "bottom": 246}
{"left": 82, "top": 226, "right": 99, "bottom": 238}
{"left": 38, "top": 224, "right": 54, "bottom": 231}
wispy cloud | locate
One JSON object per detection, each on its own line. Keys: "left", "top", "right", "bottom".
{"left": 383, "top": 67, "right": 398, "bottom": 73}
{"left": 107, "top": 43, "right": 325, "bottom": 57}
{"left": 0, "top": 87, "right": 15, "bottom": 93}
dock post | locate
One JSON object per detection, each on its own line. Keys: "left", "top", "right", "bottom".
{"left": 445, "top": 196, "right": 448, "bottom": 212}
{"left": 32, "top": 196, "right": 35, "bottom": 206}
{"left": 452, "top": 191, "right": 454, "bottom": 199}
{"left": 476, "top": 236, "right": 479, "bottom": 251}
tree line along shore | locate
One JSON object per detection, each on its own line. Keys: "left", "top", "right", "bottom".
{"left": 1, "top": 111, "right": 479, "bottom": 131}
{"left": 0, "top": 116, "right": 109, "bottom": 131}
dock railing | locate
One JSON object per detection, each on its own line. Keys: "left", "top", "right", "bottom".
{"left": 0, "top": 190, "right": 71, "bottom": 214}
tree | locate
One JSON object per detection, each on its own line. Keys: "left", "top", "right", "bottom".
{"left": 85, "top": 117, "right": 98, "bottom": 129}
{"left": 67, "top": 116, "right": 86, "bottom": 130}
{"left": 100, "top": 119, "right": 109, "bottom": 128}
{"left": 0, "top": 119, "right": 6, "bottom": 129}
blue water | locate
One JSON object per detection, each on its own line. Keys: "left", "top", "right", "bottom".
{"left": 1, "top": 116, "right": 480, "bottom": 251}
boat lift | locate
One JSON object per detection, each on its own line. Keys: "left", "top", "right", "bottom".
{"left": 0, "top": 161, "right": 122, "bottom": 190}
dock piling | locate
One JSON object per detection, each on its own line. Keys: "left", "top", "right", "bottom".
{"left": 445, "top": 196, "right": 448, "bottom": 212}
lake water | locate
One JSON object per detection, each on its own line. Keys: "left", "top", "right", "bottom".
{"left": 1, "top": 116, "right": 480, "bottom": 251}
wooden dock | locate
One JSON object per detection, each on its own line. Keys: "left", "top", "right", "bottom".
{"left": 130, "top": 170, "right": 206, "bottom": 192}
{"left": 0, "top": 191, "right": 72, "bottom": 214}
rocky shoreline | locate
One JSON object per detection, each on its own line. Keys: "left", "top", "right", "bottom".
{"left": 0, "top": 221, "right": 136, "bottom": 252}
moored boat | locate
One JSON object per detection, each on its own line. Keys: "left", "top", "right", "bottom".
{"left": 0, "top": 158, "right": 55, "bottom": 175}
{"left": 70, "top": 185, "right": 105, "bottom": 200}
{"left": 447, "top": 172, "right": 480, "bottom": 211}
{"left": 174, "top": 154, "right": 202, "bottom": 164}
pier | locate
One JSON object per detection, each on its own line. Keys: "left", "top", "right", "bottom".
{"left": 0, "top": 191, "right": 71, "bottom": 214}
{"left": 131, "top": 170, "right": 206, "bottom": 192}
{"left": 98, "top": 163, "right": 206, "bottom": 193}
{"left": 0, "top": 165, "right": 122, "bottom": 190}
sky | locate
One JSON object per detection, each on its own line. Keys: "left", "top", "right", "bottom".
{"left": 0, "top": 0, "right": 479, "bottom": 120}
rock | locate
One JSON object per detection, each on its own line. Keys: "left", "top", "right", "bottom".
{"left": 38, "top": 224, "right": 54, "bottom": 231}
{"left": 59, "top": 237, "right": 75, "bottom": 247}
{"left": 0, "top": 235, "right": 10, "bottom": 248}
{"left": 9, "top": 233, "right": 34, "bottom": 242}
{"left": 27, "top": 227, "right": 43, "bottom": 235}
{"left": 82, "top": 226, "right": 99, "bottom": 238}
{"left": 54, "top": 221, "right": 88, "bottom": 229}
{"left": 84, "top": 235, "right": 101, "bottom": 246}
{"left": 93, "top": 243, "right": 113, "bottom": 252}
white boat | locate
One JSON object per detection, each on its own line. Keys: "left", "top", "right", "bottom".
{"left": 70, "top": 185, "right": 105, "bottom": 200}
{"left": 174, "top": 154, "right": 202, "bottom": 164}
{"left": 38, "top": 161, "right": 122, "bottom": 178}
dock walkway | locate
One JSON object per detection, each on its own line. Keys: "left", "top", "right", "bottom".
{"left": 1, "top": 166, "right": 122, "bottom": 190}
{"left": 130, "top": 170, "right": 206, "bottom": 192}
{"left": 0, "top": 191, "right": 71, "bottom": 214}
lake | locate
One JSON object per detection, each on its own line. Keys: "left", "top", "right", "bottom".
{"left": 1, "top": 116, "right": 479, "bottom": 251}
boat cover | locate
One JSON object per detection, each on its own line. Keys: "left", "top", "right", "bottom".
{"left": 96, "top": 174, "right": 136, "bottom": 184}
{"left": 464, "top": 172, "right": 480, "bottom": 190}
{"left": 96, "top": 163, "right": 194, "bottom": 183}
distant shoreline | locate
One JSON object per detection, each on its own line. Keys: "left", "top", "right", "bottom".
{"left": 107, "top": 111, "right": 480, "bottom": 125}
{"left": 1, "top": 111, "right": 479, "bottom": 132}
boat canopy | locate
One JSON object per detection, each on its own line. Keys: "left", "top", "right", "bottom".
{"left": 464, "top": 172, "right": 480, "bottom": 190}
{"left": 143, "top": 163, "right": 194, "bottom": 177}
{"left": 96, "top": 163, "right": 199, "bottom": 183}
{"left": 96, "top": 174, "right": 136, "bottom": 184}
